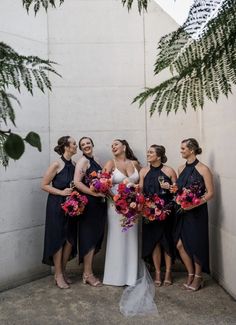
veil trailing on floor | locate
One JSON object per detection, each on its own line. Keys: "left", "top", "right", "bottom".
{"left": 119, "top": 221, "right": 158, "bottom": 317}
{"left": 119, "top": 259, "right": 158, "bottom": 316}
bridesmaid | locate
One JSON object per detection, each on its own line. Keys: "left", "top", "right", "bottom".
{"left": 103, "top": 139, "right": 140, "bottom": 286}
{"left": 139, "top": 145, "right": 177, "bottom": 286}
{"left": 173, "top": 138, "right": 214, "bottom": 291}
{"left": 42, "top": 136, "right": 78, "bottom": 289}
{"left": 74, "top": 137, "right": 106, "bottom": 287}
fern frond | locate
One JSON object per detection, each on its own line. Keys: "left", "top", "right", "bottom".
{"left": 22, "top": 0, "right": 64, "bottom": 14}
{"left": 121, "top": 0, "right": 149, "bottom": 13}
{"left": 134, "top": 0, "right": 236, "bottom": 114}
{"left": 0, "top": 42, "right": 60, "bottom": 94}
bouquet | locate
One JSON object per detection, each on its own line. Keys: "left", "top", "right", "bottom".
{"left": 61, "top": 191, "right": 88, "bottom": 217}
{"left": 113, "top": 183, "right": 145, "bottom": 232}
{"left": 87, "top": 170, "right": 112, "bottom": 195}
{"left": 175, "top": 181, "right": 205, "bottom": 210}
{"left": 142, "top": 194, "right": 171, "bottom": 223}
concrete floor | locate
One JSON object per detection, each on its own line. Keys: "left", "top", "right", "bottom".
{"left": 0, "top": 261, "right": 236, "bottom": 325}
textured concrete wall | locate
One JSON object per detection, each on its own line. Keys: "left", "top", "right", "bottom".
{"left": 0, "top": 0, "right": 50, "bottom": 290}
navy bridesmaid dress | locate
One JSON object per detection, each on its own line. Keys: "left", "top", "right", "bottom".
{"left": 42, "top": 156, "right": 77, "bottom": 266}
{"left": 142, "top": 164, "right": 175, "bottom": 260}
{"left": 174, "top": 159, "right": 210, "bottom": 273}
{"left": 78, "top": 155, "right": 107, "bottom": 263}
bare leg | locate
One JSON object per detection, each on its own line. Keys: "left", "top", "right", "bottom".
{"left": 164, "top": 252, "right": 172, "bottom": 285}
{"left": 176, "top": 239, "right": 194, "bottom": 287}
{"left": 188, "top": 262, "right": 203, "bottom": 291}
{"left": 83, "top": 249, "right": 95, "bottom": 274}
{"left": 62, "top": 241, "right": 73, "bottom": 284}
{"left": 82, "top": 249, "right": 102, "bottom": 287}
{"left": 152, "top": 243, "right": 162, "bottom": 285}
{"left": 53, "top": 248, "right": 69, "bottom": 289}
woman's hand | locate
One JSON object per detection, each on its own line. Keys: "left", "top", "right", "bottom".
{"left": 92, "top": 192, "right": 105, "bottom": 198}
{"left": 61, "top": 188, "right": 73, "bottom": 196}
{"left": 169, "top": 183, "right": 178, "bottom": 193}
{"left": 160, "top": 181, "right": 170, "bottom": 190}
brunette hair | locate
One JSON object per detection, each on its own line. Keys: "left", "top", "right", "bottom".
{"left": 115, "top": 139, "right": 139, "bottom": 161}
{"left": 54, "top": 136, "right": 71, "bottom": 155}
{"left": 182, "top": 138, "right": 202, "bottom": 155}
{"left": 150, "top": 144, "right": 167, "bottom": 163}
{"left": 78, "top": 137, "right": 94, "bottom": 151}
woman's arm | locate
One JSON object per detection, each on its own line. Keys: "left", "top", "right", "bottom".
{"left": 161, "top": 166, "right": 177, "bottom": 190}
{"left": 102, "top": 160, "right": 114, "bottom": 173}
{"left": 200, "top": 165, "right": 214, "bottom": 203}
{"left": 74, "top": 157, "right": 104, "bottom": 197}
{"left": 41, "top": 161, "right": 72, "bottom": 196}
{"left": 139, "top": 167, "right": 148, "bottom": 191}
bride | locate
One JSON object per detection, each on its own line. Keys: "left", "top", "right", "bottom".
{"left": 103, "top": 139, "right": 157, "bottom": 316}
{"left": 103, "top": 139, "right": 140, "bottom": 286}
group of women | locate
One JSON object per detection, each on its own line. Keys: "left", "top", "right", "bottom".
{"left": 41, "top": 136, "right": 214, "bottom": 295}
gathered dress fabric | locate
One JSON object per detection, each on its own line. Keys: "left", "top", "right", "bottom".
{"left": 78, "top": 155, "right": 107, "bottom": 264}
{"left": 42, "top": 156, "right": 77, "bottom": 266}
{"left": 142, "top": 164, "right": 175, "bottom": 260}
{"left": 103, "top": 165, "right": 139, "bottom": 286}
{"left": 174, "top": 159, "right": 210, "bottom": 273}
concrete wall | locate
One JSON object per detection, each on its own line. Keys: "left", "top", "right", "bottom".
{"left": 0, "top": 0, "right": 50, "bottom": 290}
{"left": 0, "top": 0, "right": 235, "bottom": 299}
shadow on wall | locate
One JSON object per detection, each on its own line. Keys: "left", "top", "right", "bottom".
{"left": 208, "top": 151, "right": 223, "bottom": 280}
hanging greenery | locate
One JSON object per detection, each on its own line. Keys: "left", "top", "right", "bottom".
{"left": 22, "top": 0, "right": 64, "bottom": 14}
{"left": 129, "top": 0, "right": 236, "bottom": 115}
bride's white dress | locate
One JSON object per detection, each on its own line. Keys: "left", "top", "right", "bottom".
{"left": 103, "top": 167, "right": 139, "bottom": 286}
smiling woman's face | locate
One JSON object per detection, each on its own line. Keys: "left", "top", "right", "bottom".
{"left": 111, "top": 140, "right": 125, "bottom": 157}
{"left": 79, "top": 138, "right": 93, "bottom": 156}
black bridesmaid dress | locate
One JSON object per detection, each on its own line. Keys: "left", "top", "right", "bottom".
{"left": 174, "top": 159, "right": 210, "bottom": 273}
{"left": 78, "top": 155, "right": 107, "bottom": 263}
{"left": 42, "top": 156, "right": 77, "bottom": 266}
{"left": 142, "top": 164, "right": 174, "bottom": 260}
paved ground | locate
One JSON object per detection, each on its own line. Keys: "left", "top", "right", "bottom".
{"left": 0, "top": 261, "right": 236, "bottom": 325}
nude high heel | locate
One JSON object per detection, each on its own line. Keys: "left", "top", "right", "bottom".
{"left": 183, "top": 273, "right": 194, "bottom": 289}
{"left": 188, "top": 274, "right": 204, "bottom": 291}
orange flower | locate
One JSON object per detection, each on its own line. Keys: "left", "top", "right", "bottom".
{"left": 90, "top": 171, "right": 97, "bottom": 177}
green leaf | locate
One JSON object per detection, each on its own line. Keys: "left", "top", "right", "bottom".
{"left": 24, "top": 132, "right": 42, "bottom": 151}
{"left": 3, "top": 133, "right": 25, "bottom": 160}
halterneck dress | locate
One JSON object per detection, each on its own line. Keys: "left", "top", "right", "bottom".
{"left": 174, "top": 159, "right": 209, "bottom": 273}
{"left": 142, "top": 164, "right": 174, "bottom": 260}
{"left": 42, "top": 156, "right": 77, "bottom": 266}
{"left": 78, "top": 155, "right": 107, "bottom": 264}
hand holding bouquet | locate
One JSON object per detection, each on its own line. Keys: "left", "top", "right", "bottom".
{"left": 142, "top": 194, "right": 171, "bottom": 222}
{"left": 175, "top": 181, "right": 205, "bottom": 210}
{"left": 61, "top": 191, "right": 88, "bottom": 217}
{"left": 87, "top": 170, "right": 112, "bottom": 195}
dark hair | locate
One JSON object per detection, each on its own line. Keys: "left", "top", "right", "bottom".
{"left": 115, "top": 139, "right": 138, "bottom": 161}
{"left": 150, "top": 144, "right": 167, "bottom": 163}
{"left": 182, "top": 138, "right": 202, "bottom": 155}
{"left": 78, "top": 136, "right": 94, "bottom": 151}
{"left": 54, "top": 136, "right": 71, "bottom": 155}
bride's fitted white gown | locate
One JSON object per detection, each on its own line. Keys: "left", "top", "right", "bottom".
{"left": 103, "top": 167, "right": 139, "bottom": 286}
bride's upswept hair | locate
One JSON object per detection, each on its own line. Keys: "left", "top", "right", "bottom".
{"left": 115, "top": 139, "right": 139, "bottom": 162}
